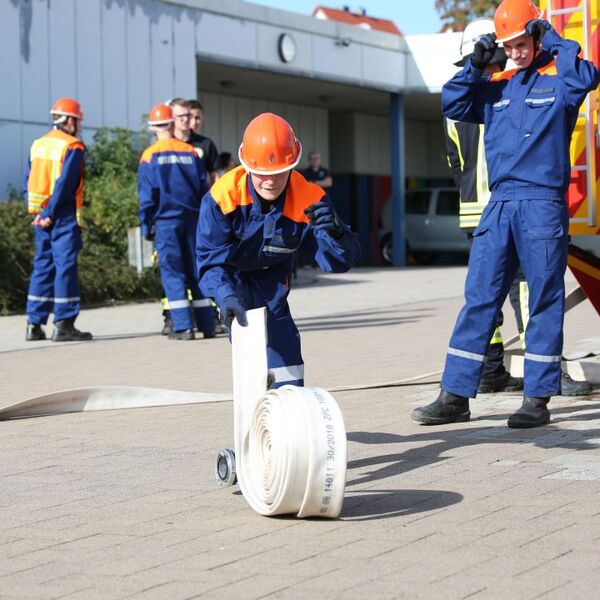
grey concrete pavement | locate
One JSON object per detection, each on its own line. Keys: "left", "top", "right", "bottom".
{"left": 1, "top": 266, "right": 600, "bottom": 599}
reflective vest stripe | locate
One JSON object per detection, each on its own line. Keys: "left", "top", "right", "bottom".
{"left": 490, "top": 327, "right": 503, "bottom": 344}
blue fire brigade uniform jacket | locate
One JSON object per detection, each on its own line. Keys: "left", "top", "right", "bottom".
{"left": 138, "top": 137, "right": 213, "bottom": 333}
{"left": 23, "top": 135, "right": 84, "bottom": 325}
{"left": 440, "top": 27, "right": 600, "bottom": 399}
{"left": 196, "top": 166, "right": 361, "bottom": 387}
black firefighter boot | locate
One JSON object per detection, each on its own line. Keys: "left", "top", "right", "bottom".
{"left": 560, "top": 372, "right": 593, "bottom": 396}
{"left": 507, "top": 395, "right": 550, "bottom": 428}
{"left": 52, "top": 318, "right": 93, "bottom": 342}
{"left": 26, "top": 323, "right": 46, "bottom": 341}
{"left": 411, "top": 390, "right": 470, "bottom": 425}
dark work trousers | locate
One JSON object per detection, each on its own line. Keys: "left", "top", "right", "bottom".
{"left": 467, "top": 234, "right": 525, "bottom": 380}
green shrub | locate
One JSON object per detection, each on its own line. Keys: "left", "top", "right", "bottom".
{"left": 0, "top": 126, "right": 161, "bottom": 315}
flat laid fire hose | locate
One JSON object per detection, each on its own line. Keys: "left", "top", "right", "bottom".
{"left": 220, "top": 307, "right": 347, "bottom": 518}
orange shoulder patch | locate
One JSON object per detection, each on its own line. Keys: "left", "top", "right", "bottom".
{"left": 283, "top": 171, "right": 326, "bottom": 224}
{"left": 537, "top": 60, "right": 557, "bottom": 76}
{"left": 490, "top": 68, "right": 518, "bottom": 82}
{"left": 210, "top": 166, "right": 252, "bottom": 215}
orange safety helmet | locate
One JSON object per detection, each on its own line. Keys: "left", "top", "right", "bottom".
{"left": 494, "top": 0, "right": 543, "bottom": 44}
{"left": 238, "top": 113, "right": 302, "bottom": 175}
{"left": 50, "top": 97, "right": 83, "bottom": 120}
{"left": 148, "top": 103, "right": 174, "bottom": 126}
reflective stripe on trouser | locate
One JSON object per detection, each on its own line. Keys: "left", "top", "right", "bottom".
{"left": 27, "top": 223, "right": 82, "bottom": 324}
{"left": 441, "top": 199, "right": 568, "bottom": 398}
{"left": 155, "top": 217, "right": 214, "bottom": 333}
{"left": 267, "top": 308, "right": 304, "bottom": 387}
{"left": 232, "top": 268, "right": 305, "bottom": 388}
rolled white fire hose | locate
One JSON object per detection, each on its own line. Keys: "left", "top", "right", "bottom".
{"left": 230, "top": 308, "right": 347, "bottom": 518}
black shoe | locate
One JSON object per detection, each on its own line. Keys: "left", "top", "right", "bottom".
{"left": 214, "top": 321, "right": 227, "bottom": 335}
{"left": 168, "top": 329, "right": 195, "bottom": 340}
{"left": 560, "top": 372, "right": 592, "bottom": 396}
{"left": 478, "top": 371, "right": 523, "bottom": 394}
{"left": 203, "top": 331, "right": 216, "bottom": 339}
{"left": 161, "top": 318, "right": 173, "bottom": 336}
{"left": 411, "top": 390, "right": 470, "bottom": 425}
{"left": 52, "top": 319, "right": 93, "bottom": 342}
{"left": 507, "top": 395, "right": 550, "bottom": 428}
{"left": 26, "top": 323, "right": 46, "bottom": 341}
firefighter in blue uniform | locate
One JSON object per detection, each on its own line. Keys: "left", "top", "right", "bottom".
{"left": 138, "top": 103, "right": 215, "bottom": 340}
{"left": 412, "top": 0, "right": 600, "bottom": 428}
{"left": 196, "top": 113, "right": 361, "bottom": 387}
{"left": 24, "top": 97, "right": 92, "bottom": 342}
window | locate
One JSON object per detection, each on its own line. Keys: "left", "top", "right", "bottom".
{"left": 436, "top": 190, "right": 459, "bottom": 215}
{"left": 406, "top": 191, "right": 430, "bottom": 215}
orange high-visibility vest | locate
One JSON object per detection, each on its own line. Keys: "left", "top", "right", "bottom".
{"left": 27, "top": 129, "right": 85, "bottom": 224}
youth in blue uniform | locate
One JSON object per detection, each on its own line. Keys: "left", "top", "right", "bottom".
{"left": 138, "top": 103, "right": 214, "bottom": 340}
{"left": 196, "top": 113, "right": 361, "bottom": 387}
{"left": 412, "top": 0, "right": 600, "bottom": 428}
{"left": 24, "top": 97, "right": 92, "bottom": 342}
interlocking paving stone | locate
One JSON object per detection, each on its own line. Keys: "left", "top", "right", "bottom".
{"left": 1, "top": 268, "right": 599, "bottom": 598}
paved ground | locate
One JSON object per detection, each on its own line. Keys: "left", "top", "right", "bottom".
{"left": 1, "top": 266, "right": 600, "bottom": 599}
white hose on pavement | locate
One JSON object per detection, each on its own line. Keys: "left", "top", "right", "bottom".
{"left": 231, "top": 308, "right": 347, "bottom": 518}
{"left": 0, "top": 386, "right": 230, "bottom": 421}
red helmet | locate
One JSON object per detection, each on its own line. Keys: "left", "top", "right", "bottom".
{"left": 238, "top": 113, "right": 302, "bottom": 175}
{"left": 494, "top": 0, "right": 543, "bottom": 43}
{"left": 148, "top": 103, "right": 174, "bottom": 126}
{"left": 50, "top": 97, "right": 83, "bottom": 120}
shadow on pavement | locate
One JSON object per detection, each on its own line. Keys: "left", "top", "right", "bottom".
{"left": 341, "top": 488, "right": 463, "bottom": 521}
{"left": 346, "top": 414, "right": 600, "bottom": 487}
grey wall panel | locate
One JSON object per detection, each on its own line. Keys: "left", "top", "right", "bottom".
{"left": 256, "top": 24, "right": 312, "bottom": 71}
{"left": 405, "top": 120, "right": 430, "bottom": 177}
{"left": 0, "top": 124, "right": 24, "bottom": 198}
{"left": 196, "top": 12, "right": 257, "bottom": 63}
{"left": 427, "top": 120, "right": 449, "bottom": 178}
{"left": 76, "top": 1, "right": 103, "bottom": 128}
{"left": 217, "top": 96, "right": 237, "bottom": 156}
{"left": 312, "top": 37, "right": 361, "bottom": 82}
{"left": 101, "top": 2, "right": 128, "bottom": 127}
{"left": 150, "top": 9, "right": 174, "bottom": 104}
{"left": 328, "top": 112, "right": 355, "bottom": 174}
{"left": 21, "top": 0, "right": 50, "bottom": 123}
{"left": 1, "top": 2, "right": 22, "bottom": 121}
{"left": 313, "top": 110, "right": 329, "bottom": 168}
{"left": 198, "top": 92, "right": 222, "bottom": 146}
{"left": 173, "top": 11, "right": 196, "bottom": 101}
{"left": 362, "top": 46, "right": 405, "bottom": 89}
{"left": 48, "top": 0, "right": 77, "bottom": 103}
{"left": 353, "top": 114, "right": 390, "bottom": 176}
{"left": 126, "top": 3, "right": 152, "bottom": 130}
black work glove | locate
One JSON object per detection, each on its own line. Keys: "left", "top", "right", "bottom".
{"left": 304, "top": 201, "right": 343, "bottom": 239}
{"left": 219, "top": 295, "right": 247, "bottom": 330}
{"left": 471, "top": 33, "right": 498, "bottom": 70}
{"left": 525, "top": 19, "right": 552, "bottom": 42}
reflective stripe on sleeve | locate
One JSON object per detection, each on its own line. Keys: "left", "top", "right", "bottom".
{"left": 447, "top": 347, "right": 486, "bottom": 362}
